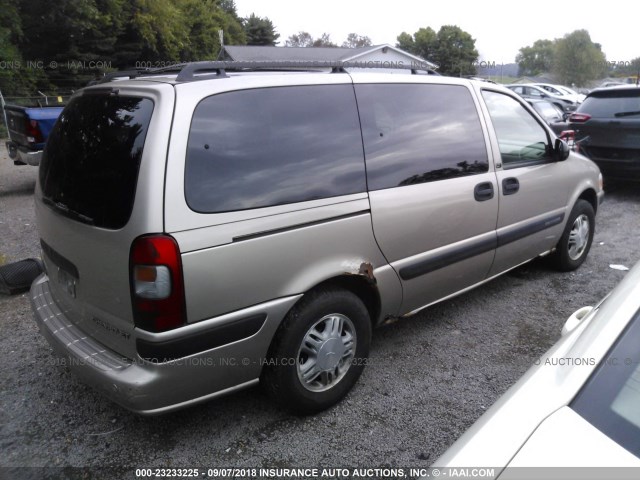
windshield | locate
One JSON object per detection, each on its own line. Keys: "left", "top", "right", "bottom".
{"left": 571, "top": 307, "right": 640, "bottom": 457}
{"left": 40, "top": 94, "right": 154, "bottom": 229}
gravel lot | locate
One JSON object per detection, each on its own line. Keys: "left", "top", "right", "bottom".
{"left": 1, "top": 143, "right": 639, "bottom": 478}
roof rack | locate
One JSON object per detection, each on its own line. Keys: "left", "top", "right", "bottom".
{"left": 93, "top": 65, "right": 187, "bottom": 85}
{"left": 94, "top": 60, "right": 440, "bottom": 84}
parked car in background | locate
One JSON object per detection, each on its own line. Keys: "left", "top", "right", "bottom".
{"left": 531, "top": 83, "right": 586, "bottom": 104}
{"left": 3, "top": 105, "right": 63, "bottom": 166}
{"left": 558, "top": 85, "right": 587, "bottom": 103}
{"left": 30, "top": 61, "right": 603, "bottom": 416}
{"left": 1, "top": 94, "right": 64, "bottom": 166}
{"left": 435, "top": 261, "right": 640, "bottom": 470}
{"left": 569, "top": 85, "right": 640, "bottom": 181}
{"left": 506, "top": 84, "right": 578, "bottom": 113}
{"left": 600, "top": 81, "right": 627, "bottom": 88}
{"left": 526, "top": 99, "right": 569, "bottom": 135}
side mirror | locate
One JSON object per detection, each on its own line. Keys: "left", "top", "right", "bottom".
{"left": 553, "top": 138, "right": 571, "bottom": 161}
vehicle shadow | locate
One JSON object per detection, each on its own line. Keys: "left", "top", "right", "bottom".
{"left": 603, "top": 181, "right": 640, "bottom": 202}
{"left": 0, "top": 180, "right": 36, "bottom": 197}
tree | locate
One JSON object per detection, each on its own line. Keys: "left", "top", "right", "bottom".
{"left": 553, "top": 30, "right": 606, "bottom": 86}
{"left": 396, "top": 27, "right": 437, "bottom": 61}
{"left": 433, "top": 25, "right": 478, "bottom": 76}
{"left": 9, "top": 0, "right": 250, "bottom": 91}
{"left": 0, "top": 0, "right": 42, "bottom": 96}
{"left": 179, "top": 0, "right": 245, "bottom": 61}
{"left": 243, "top": 13, "right": 279, "bottom": 46}
{"left": 610, "top": 56, "right": 640, "bottom": 77}
{"left": 312, "top": 33, "right": 337, "bottom": 48}
{"left": 342, "top": 33, "right": 372, "bottom": 48}
{"left": 111, "top": 0, "right": 245, "bottom": 66}
{"left": 285, "top": 31, "right": 337, "bottom": 48}
{"left": 285, "top": 31, "right": 313, "bottom": 47}
{"left": 218, "top": 0, "right": 240, "bottom": 21}
{"left": 396, "top": 25, "right": 477, "bottom": 75}
{"left": 516, "top": 39, "right": 556, "bottom": 76}
{"left": 17, "top": 0, "right": 127, "bottom": 89}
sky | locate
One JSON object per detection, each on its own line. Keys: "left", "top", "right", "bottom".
{"left": 235, "top": 0, "right": 637, "bottom": 65}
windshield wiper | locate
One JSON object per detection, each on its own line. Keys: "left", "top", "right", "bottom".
{"left": 614, "top": 110, "right": 640, "bottom": 118}
{"left": 43, "top": 197, "right": 95, "bottom": 225}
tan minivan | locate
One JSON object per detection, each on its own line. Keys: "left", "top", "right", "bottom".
{"left": 31, "top": 61, "right": 603, "bottom": 415}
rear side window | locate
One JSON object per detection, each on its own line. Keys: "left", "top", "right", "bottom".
{"left": 185, "top": 85, "right": 366, "bottom": 213}
{"left": 355, "top": 84, "right": 488, "bottom": 190}
{"left": 40, "top": 94, "right": 154, "bottom": 229}
{"left": 579, "top": 90, "right": 640, "bottom": 118}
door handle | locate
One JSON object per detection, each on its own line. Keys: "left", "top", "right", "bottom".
{"left": 474, "top": 182, "right": 494, "bottom": 202}
{"left": 502, "top": 177, "right": 520, "bottom": 195}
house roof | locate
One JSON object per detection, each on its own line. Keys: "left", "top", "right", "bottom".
{"left": 222, "top": 45, "right": 437, "bottom": 68}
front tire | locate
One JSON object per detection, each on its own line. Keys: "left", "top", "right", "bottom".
{"left": 262, "top": 288, "right": 371, "bottom": 414}
{"left": 551, "top": 199, "right": 595, "bottom": 271}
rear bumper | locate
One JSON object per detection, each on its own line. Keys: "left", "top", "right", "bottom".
{"left": 579, "top": 148, "right": 640, "bottom": 181}
{"left": 597, "top": 161, "right": 640, "bottom": 181}
{"left": 30, "top": 275, "right": 299, "bottom": 414}
{"left": 5, "top": 141, "right": 42, "bottom": 166}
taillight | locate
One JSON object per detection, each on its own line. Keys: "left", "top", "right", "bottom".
{"left": 568, "top": 113, "right": 591, "bottom": 123}
{"left": 25, "top": 119, "right": 44, "bottom": 144}
{"left": 130, "top": 234, "right": 186, "bottom": 332}
{"left": 559, "top": 130, "right": 575, "bottom": 141}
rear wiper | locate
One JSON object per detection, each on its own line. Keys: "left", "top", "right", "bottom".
{"left": 43, "top": 197, "right": 95, "bottom": 225}
{"left": 614, "top": 110, "right": 640, "bottom": 117}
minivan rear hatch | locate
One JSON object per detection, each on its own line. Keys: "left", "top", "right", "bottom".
{"left": 35, "top": 83, "right": 174, "bottom": 359}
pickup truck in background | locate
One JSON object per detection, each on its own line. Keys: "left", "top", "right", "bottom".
{"left": 1, "top": 91, "right": 65, "bottom": 166}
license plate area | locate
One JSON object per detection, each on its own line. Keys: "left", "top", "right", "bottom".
{"left": 57, "top": 267, "right": 77, "bottom": 298}
{"left": 41, "top": 239, "right": 80, "bottom": 299}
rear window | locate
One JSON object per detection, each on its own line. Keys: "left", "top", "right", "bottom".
{"left": 185, "top": 85, "right": 366, "bottom": 213}
{"left": 579, "top": 89, "right": 640, "bottom": 118}
{"left": 40, "top": 94, "right": 154, "bottom": 229}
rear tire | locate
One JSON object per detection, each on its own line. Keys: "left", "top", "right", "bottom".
{"left": 261, "top": 288, "right": 371, "bottom": 414}
{"left": 551, "top": 199, "right": 595, "bottom": 271}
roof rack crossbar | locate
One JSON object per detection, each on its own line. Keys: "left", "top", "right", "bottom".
{"left": 96, "top": 69, "right": 149, "bottom": 84}
{"left": 175, "top": 63, "right": 228, "bottom": 82}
